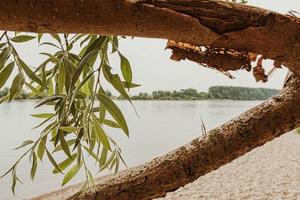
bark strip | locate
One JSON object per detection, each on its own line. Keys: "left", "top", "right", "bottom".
{"left": 32, "top": 74, "right": 300, "bottom": 200}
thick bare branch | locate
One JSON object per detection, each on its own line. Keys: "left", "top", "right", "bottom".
{"left": 1, "top": 0, "right": 300, "bottom": 74}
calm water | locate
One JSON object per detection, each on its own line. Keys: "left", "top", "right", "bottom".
{"left": 0, "top": 100, "right": 262, "bottom": 200}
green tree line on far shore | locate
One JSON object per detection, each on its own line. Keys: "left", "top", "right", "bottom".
{"left": 128, "top": 86, "right": 280, "bottom": 101}
{"left": 0, "top": 86, "right": 280, "bottom": 101}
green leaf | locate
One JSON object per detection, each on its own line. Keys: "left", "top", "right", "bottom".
{"left": 0, "top": 47, "right": 12, "bottom": 71}
{"left": 53, "top": 139, "right": 76, "bottom": 153}
{"left": 92, "top": 114, "right": 111, "bottom": 151}
{"left": 58, "top": 126, "right": 81, "bottom": 133}
{"left": 83, "top": 146, "right": 101, "bottom": 162}
{"left": 0, "top": 62, "right": 14, "bottom": 89}
{"left": 12, "top": 169, "right": 17, "bottom": 195}
{"left": 0, "top": 43, "right": 6, "bottom": 49}
{"left": 70, "top": 50, "right": 98, "bottom": 90}
{"left": 53, "top": 153, "right": 77, "bottom": 174}
{"left": 50, "top": 34, "right": 62, "bottom": 45}
{"left": 46, "top": 148, "right": 63, "bottom": 174}
{"left": 37, "top": 33, "right": 43, "bottom": 43}
{"left": 16, "top": 58, "right": 46, "bottom": 89}
{"left": 60, "top": 136, "right": 73, "bottom": 159}
{"left": 97, "top": 93, "right": 129, "bottom": 135}
{"left": 102, "top": 119, "right": 120, "bottom": 128}
{"left": 102, "top": 64, "right": 131, "bottom": 101}
{"left": 58, "top": 62, "right": 66, "bottom": 93}
{"left": 37, "top": 135, "right": 47, "bottom": 161}
{"left": 30, "top": 153, "right": 37, "bottom": 180}
{"left": 119, "top": 53, "right": 132, "bottom": 84}
{"left": 122, "top": 81, "right": 141, "bottom": 89}
{"left": 99, "top": 147, "right": 108, "bottom": 166}
{"left": 100, "top": 150, "right": 116, "bottom": 171}
{"left": 9, "top": 72, "right": 25, "bottom": 101}
{"left": 14, "top": 140, "right": 34, "bottom": 150}
{"left": 11, "top": 35, "right": 36, "bottom": 43}
{"left": 61, "top": 162, "right": 82, "bottom": 186}
{"left": 31, "top": 113, "right": 54, "bottom": 119}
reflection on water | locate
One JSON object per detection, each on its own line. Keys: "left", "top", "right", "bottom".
{"left": 0, "top": 100, "right": 261, "bottom": 199}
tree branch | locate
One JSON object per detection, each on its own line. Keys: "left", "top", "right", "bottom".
{"left": 1, "top": 0, "right": 300, "bottom": 74}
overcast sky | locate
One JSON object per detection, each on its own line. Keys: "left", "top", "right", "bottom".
{"left": 13, "top": 1, "right": 300, "bottom": 95}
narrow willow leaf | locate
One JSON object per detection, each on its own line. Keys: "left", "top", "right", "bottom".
{"left": 46, "top": 149, "right": 63, "bottom": 174}
{"left": 100, "top": 150, "right": 116, "bottom": 171}
{"left": 37, "top": 33, "right": 43, "bottom": 43}
{"left": 39, "top": 42, "right": 61, "bottom": 49}
{"left": 17, "top": 58, "right": 46, "bottom": 89}
{"left": 92, "top": 114, "right": 111, "bottom": 151}
{"left": 58, "top": 126, "right": 81, "bottom": 133}
{"left": 11, "top": 35, "right": 35, "bottom": 43}
{"left": 99, "top": 147, "right": 108, "bottom": 167}
{"left": 83, "top": 146, "right": 101, "bottom": 163}
{"left": 0, "top": 62, "right": 14, "bottom": 89}
{"left": 58, "top": 62, "right": 66, "bottom": 93}
{"left": 25, "top": 82, "right": 44, "bottom": 96}
{"left": 53, "top": 139, "right": 76, "bottom": 153}
{"left": 53, "top": 153, "right": 77, "bottom": 174}
{"left": 111, "top": 36, "right": 119, "bottom": 53}
{"left": 83, "top": 36, "right": 106, "bottom": 57}
{"left": 87, "top": 170, "right": 94, "bottom": 185}
{"left": 97, "top": 93, "right": 129, "bottom": 135}
{"left": 102, "top": 119, "right": 120, "bottom": 128}
{"left": 114, "top": 154, "right": 120, "bottom": 174}
{"left": 9, "top": 72, "right": 25, "bottom": 101}
{"left": 0, "top": 47, "right": 11, "bottom": 71}
{"left": 14, "top": 140, "right": 34, "bottom": 150}
{"left": 122, "top": 81, "right": 141, "bottom": 89}
{"left": 0, "top": 43, "right": 5, "bottom": 49}
{"left": 37, "top": 135, "right": 47, "bottom": 161}
{"left": 61, "top": 162, "right": 82, "bottom": 186}
{"left": 70, "top": 50, "right": 98, "bottom": 90}
{"left": 99, "top": 103, "right": 106, "bottom": 123}
{"left": 35, "top": 95, "right": 64, "bottom": 108}
{"left": 31, "top": 113, "right": 54, "bottom": 119}
{"left": 30, "top": 153, "right": 37, "bottom": 180}
{"left": 119, "top": 53, "right": 132, "bottom": 84}
{"left": 50, "top": 34, "right": 62, "bottom": 45}
{"left": 12, "top": 169, "right": 17, "bottom": 195}
{"left": 40, "top": 53, "right": 59, "bottom": 63}
{"left": 102, "top": 64, "right": 131, "bottom": 101}
{"left": 60, "top": 136, "right": 73, "bottom": 159}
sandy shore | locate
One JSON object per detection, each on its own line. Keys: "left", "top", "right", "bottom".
{"left": 33, "top": 131, "right": 300, "bottom": 200}
{"left": 157, "top": 131, "right": 300, "bottom": 200}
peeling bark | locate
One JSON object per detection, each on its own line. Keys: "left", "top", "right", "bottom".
{"left": 1, "top": 0, "right": 300, "bottom": 74}
{"left": 31, "top": 74, "right": 300, "bottom": 200}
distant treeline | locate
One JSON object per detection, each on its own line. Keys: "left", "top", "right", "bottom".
{"left": 0, "top": 86, "right": 280, "bottom": 101}
{"left": 0, "top": 88, "right": 30, "bottom": 100}
{"left": 130, "top": 86, "right": 280, "bottom": 101}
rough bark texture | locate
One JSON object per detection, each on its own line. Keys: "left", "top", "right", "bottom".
{"left": 1, "top": 0, "right": 300, "bottom": 74}
{"left": 31, "top": 74, "right": 300, "bottom": 200}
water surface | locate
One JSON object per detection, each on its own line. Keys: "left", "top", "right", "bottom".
{"left": 0, "top": 100, "right": 261, "bottom": 199}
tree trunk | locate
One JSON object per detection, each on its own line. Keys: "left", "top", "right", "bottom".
{"left": 31, "top": 74, "right": 300, "bottom": 200}
{"left": 1, "top": 0, "right": 300, "bottom": 74}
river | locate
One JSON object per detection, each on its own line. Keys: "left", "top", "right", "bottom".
{"left": 0, "top": 100, "right": 262, "bottom": 200}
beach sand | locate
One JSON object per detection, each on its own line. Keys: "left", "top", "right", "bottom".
{"left": 33, "top": 131, "right": 300, "bottom": 200}
{"left": 157, "top": 131, "right": 300, "bottom": 200}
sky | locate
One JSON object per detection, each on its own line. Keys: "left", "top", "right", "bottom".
{"left": 9, "top": 1, "right": 300, "bottom": 95}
